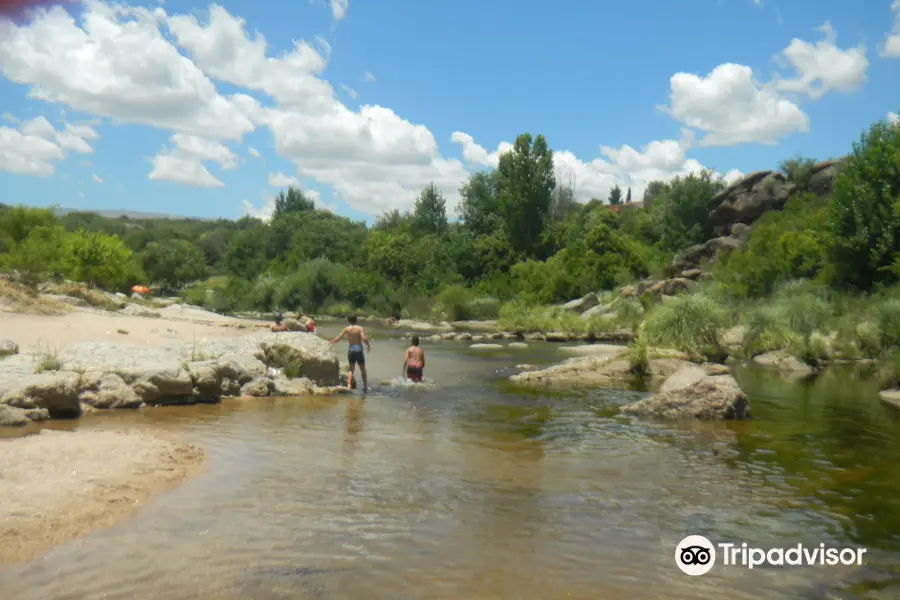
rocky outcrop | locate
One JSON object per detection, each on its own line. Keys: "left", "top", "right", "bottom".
{"left": 619, "top": 371, "right": 750, "bottom": 420}
{"left": 708, "top": 171, "right": 793, "bottom": 237}
{"left": 0, "top": 332, "right": 343, "bottom": 420}
{"left": 807, "top": 160, "right": 845, "bottom": 197}
{"left": 672, "top": 235, "right": 745, "bottom": 273}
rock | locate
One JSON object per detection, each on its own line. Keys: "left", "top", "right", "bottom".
{"left": 879, "top": 389, "right": 900, "bottom": 410}
{"left": 672, "top": 235, "right": 745, "bottom": 273}
{"left": 508, "top": 342, "right": 529, "bottom": 349}
{"left": 730, "top": 223, "right": 751, "bottom": 241}
{"left": 509, "top": 355, "right": 700, "bottom": 389}
{"left": 0, "top": 340, "right": 18, "bottom": 358}
{"left": 753, "top": 350, "right": 814, "bottom": 374}
{"left": 471, "top": 335, "right": 486, "bottom": 342}
{"left": 720, "top": 326, "right": 746, "bottom": 349}
{"left": 545, "top": 332, "right": 569, "bottom": 342}
{"left": 78, "top": 373, "right": 143, "bottom": 409}
{"left": 451, "top": 320, "right": 499, "bottom": 332}
{"left": 558, "top": 344, "right": 628, "bottom": 358}
{"left": 562, "top": 292, "right": 601, "bottom": 314}
{"left": 0, "top": 355, "right": 84, "bottom": 417}
{"left": 283, "top": 318, "right": 305, "bottom": 332}
{"left": 659, "top": 364, "right": 716, "bottom": 394}
{"left": 680, "top": 269, "right": 702, "bottom": 280}
{"left": 391, "top": 320, "right": 454, "bottom": 332}
{"left": 807, "top": 159, "right": 845, "bottom": 197}
{"left": 0, "top": 404, "right": 31, "bottom": 426}
{"left": 524, "top": 333, "right": 546, "bottom": 341}
{"left": 271, "top": 376, "right": 315, "bottom": 396}
{"left": 470, "top": 343, "right": 503, "bottom": 350}
{"left": 43, "top": 293, "right": 88, "bottom": 307}
{"left": 456, "top": 332, "right": 473, "bottom": 341}
{"left": 516, "top": 364, "right": 537, "bottom": 370}
{"left": 23, "top": 407, "right": 50, "bottom": 421}
{"left": 121, "top": 303, "right": 162, "bottom": 318}
{"left": 116, "top": 328, "right": 129, "bottom": 335}
{"left": 240, "top": 377, "right": 273, "bottom": 397}
{"left": 619, "top": 375, "right": 750, "bottom": 420}
{"left": 708, "top": 171, "right": 794, "bottom": 237}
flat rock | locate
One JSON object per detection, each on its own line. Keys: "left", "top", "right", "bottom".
{"left": 120, "top": 304, "right": 161, "bottom": 318}
{"left": 562, "top": 293, "right": 601, "bottom": 314}
{"left": 392, "top": 320, "right": 454, "bottom": 332}
{"left": 659, "top": 364, "right": 730, "bottom": 394}
{"left": 470, "top": 343, "right": 503, "bottom": 350}
{"left": 0, "top": 404, "right": 31, "bottom": 427}
{"left": 557, "top": 344, "right": 628, "bottom": 357}
{"left": 879, "top": 389, "right": 900, "bottom": 410}
{"left": 509, "top": 355, "right": 699, "bottom": 389}
{"left": 451, "top": 320, "right": 499, "bottom": 331}
{"left": 508, "top": 342, "right": 528, "bottom": 349}
{"left": 619, "top": 374, "right": 750, "bottom": 420}
{"left": 753, "top": 350, "right": 814, "bottom": 374}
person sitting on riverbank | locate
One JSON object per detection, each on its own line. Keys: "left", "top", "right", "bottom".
{"left": 270, "top": 312, "right": 289, "bottom": 332}
{"left": 403, "top": 335, "right": 425, "bottom": 383}
{"left": 328, "top": 315, "right": 371, "bottom": 392}
{"left": 305, "top": 316, "right": 317, "bottom": 333}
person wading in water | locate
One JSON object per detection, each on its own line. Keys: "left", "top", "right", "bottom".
{"left": 328, "top": 315, "right": 371, "bottom": 392}
{"left": 402, "top": 335, "right": 425, "bottom": 383}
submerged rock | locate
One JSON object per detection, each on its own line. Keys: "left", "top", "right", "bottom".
{"left": 0, "top": 340, "right": 18, "bottom": 358}
{"left": 619, "top": 374, "right": 750, "bottom": 421}
{"left": 0, "top": 404, "right": 31, "bottom": 427}
{"left": 753, "top": 350, "right": 814, "bottom": 375}
{"left": 879, "top": 390, "right": 900, "bottom": 410}
{"left": 470, "top": 343, "right": 503, "bottom": 350}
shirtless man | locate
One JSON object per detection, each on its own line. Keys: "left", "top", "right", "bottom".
{"left": 328, "top": 315, "right": 371, "bottom": 392}
{"left": 270, "top": 312, "right": 289, "bottom": 332}
{"left": 403, "top": 335, "right": 425, "bottom": 383}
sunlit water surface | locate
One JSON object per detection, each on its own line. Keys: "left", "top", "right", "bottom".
{"left": 2, "top": 322, "right": 900, "bottom": 599}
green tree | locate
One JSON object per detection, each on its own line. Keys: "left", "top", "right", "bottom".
{"left": 608, "top": 185, "right": 623, "bottom": 205}
{"left": 651, "top": 170, "right": 726, "bottom": 252}
{"left": 642, "top": 181, "right": 668, "bottom": 209}
{"left": 0, "top": 225, "right": 68, "bottom": 285}
{"left": 626, "top": 187, "right": 632, "bottom": 204}
{"left": 778, "top": 155, "right": 818, "bottom": 192}
{"left": 141, "top": 240, "right": 209, "bottom": 292}
{"left": 496, "top": 133, "right": 556, "bottom": 255}
{"left": 412, "top": 183, "right": 448, "bottom": 236}
{"left": 63, "top": 230, "right": 133, "bottom": 290}
{"left": 827, "top": 120, "right": 900, "bottom": 289}
{"left": 458, "top": 170, "right": 501, "bottom": 235}
{"left": 273, "top": 186, "right": 316, "bottom": 219}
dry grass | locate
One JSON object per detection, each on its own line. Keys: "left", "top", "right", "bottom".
{"left": 51, "top": 282, "right": 123, "bottom": 311}
{"left": 0, "top": 277, "right": 71, "bottom": 315}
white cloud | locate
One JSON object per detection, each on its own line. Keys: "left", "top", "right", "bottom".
{"left": 0, "top": 126, "right": 65, "bottom": 176}
{"left": 92, "top": 174, "right": 103, "bottom": 183}
{"left": 330, "top": 0, "right": 348, "bottom": 21}
{"left": 883, "top": 0, "right": 900, "bottom": 58}
{"left": 363, "top": 71, "right": 376, "bottom": 83}
{"left": 340, "top": 83, "right": 358, "bottom": 100}
{"left": 773, "top": 22, "right": 868, "bottom": 99}
{"left": 661, "top": 63, "right": 810, "bottom": 146}
{"left": 248, "top": 146, "right": 261, "bottom": 158}
{"left": 0, "top": 3, "right": 254, "bottom": 140}
{"left": 148, "top": 134, "right": 237, "bottom": 187}
{"left": 889, "top": 112, "right": 899, "bottom": 124}
{"left": 0, "top": 115, "right": 98, "bottom": 177}
{"left": 268, "top": 171, "right": 299, "bottom": 187}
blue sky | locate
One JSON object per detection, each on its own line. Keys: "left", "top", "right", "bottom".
{"left": 0, "top": 0, "right": 898, "bottom": 224}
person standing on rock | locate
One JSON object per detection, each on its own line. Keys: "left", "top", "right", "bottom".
{"left": 328, "top": 315, "right": 371, "bottom": 392}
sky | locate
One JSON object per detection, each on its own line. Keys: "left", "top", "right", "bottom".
{"left": 0, "top": 0, "right": 898, "bottom": 225}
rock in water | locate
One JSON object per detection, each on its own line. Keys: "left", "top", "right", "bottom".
{"left": 619, "top": 374, "right": 750, "bottom": 420}
{"left": 0, "top": 404, "right": 31, "bottom": 427}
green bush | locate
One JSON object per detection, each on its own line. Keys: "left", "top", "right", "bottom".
{"left": 62, "top": 230, "right": 134, "bottom": 291}
{"left": 643, "top": 295, "right": 729, "bottom": 362}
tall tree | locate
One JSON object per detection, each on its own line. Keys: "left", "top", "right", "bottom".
{"left": 642, "top": 180, "right": 669, "bottom": 209}
{"left": 626, "top": 187, "right": 632, "bottom": 204}
{"left": 273, "top": 186, "right": 316, "bottom": 219}
{"left": 412, "top": 183, "right": 448, "bottom": 236}
{"left": 608, "top": 185, "right": 623, "bottom": 205}
{"left": 496, "top": 133, "right": 556, "bottom": 255}
{"left": 458, "top": 170, "right": 501, "bottom": 235}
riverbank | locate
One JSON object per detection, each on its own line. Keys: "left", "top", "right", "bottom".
{"left": 0, "top": 428, "right": 204, "bottom": 566}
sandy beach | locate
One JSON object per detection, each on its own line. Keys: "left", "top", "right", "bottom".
{"left": 0, "top": 428, "right": 204, "bottom": 566}
{"left": 0, "top": 305, "right": 250, "bottom": 566}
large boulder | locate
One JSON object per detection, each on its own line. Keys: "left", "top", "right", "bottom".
{"left": 708, "top": 171, "right": 794, "bottom": 237}
{"left": 672, "top": 235, "right": 745, "bottom": 273}
{"left": 0, "top": 354, "right": 84, "bottom": 418}
{"left": 618, "top": 374, "right": 750, "bottom": 420}
{"left": 807, "top": 159, "right": 845, "bottom": 197}
{"left": 752, "top": 350, "right": 814, "bottom": 375}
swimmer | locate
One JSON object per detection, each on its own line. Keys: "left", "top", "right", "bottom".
{"left": 403, "top": 335, "right": 425, "bottom": 383}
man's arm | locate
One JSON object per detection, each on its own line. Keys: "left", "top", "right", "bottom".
{"left": 402, "top": 349, "right": 408, "bottom": 379}
{"left": 328, "top": 327, "right": 346, "bottom": 344}
{"left": 362, "top": 329, "right": 371, "bottom": 352}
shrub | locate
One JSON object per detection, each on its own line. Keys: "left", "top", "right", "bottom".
{"left": 62, "top": 230, "right": 133, "bottom": 291}
{"left": 643, "top": 295, "right": 729, "bottom": 362}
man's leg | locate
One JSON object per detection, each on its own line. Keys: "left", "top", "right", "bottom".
{"left": 347, "top": 363, "right": 355, "bottom": 389}
{"left": 360, "top": 364, "right": 368, "bottom": 392}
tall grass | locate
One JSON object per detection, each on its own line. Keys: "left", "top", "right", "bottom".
{"left": 643, "top": 294, "right": 729, "bottom": 362}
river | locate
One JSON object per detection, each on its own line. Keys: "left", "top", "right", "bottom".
{"left": 1, "top": 322, "right": 899, "bottom": 599}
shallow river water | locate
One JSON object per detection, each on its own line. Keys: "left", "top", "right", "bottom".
{"left": 2, "top": 322, "right": 900, "bottom": 599}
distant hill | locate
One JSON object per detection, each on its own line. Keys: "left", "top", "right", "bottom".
{"left": 51, "top": 207, "right": 215, "bottom": 221}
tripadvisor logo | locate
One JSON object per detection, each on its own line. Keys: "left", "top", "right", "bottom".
{"left": 674, "top": 535, "right": 867, "bottom": 576}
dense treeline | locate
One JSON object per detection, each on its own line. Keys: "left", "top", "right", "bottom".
{"left": 1, "top": 118, "right": 899, "bottom": 326}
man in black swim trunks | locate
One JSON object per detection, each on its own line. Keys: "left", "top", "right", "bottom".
{"left": 328, "top": 315, "right": 371, "bottom": 392}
